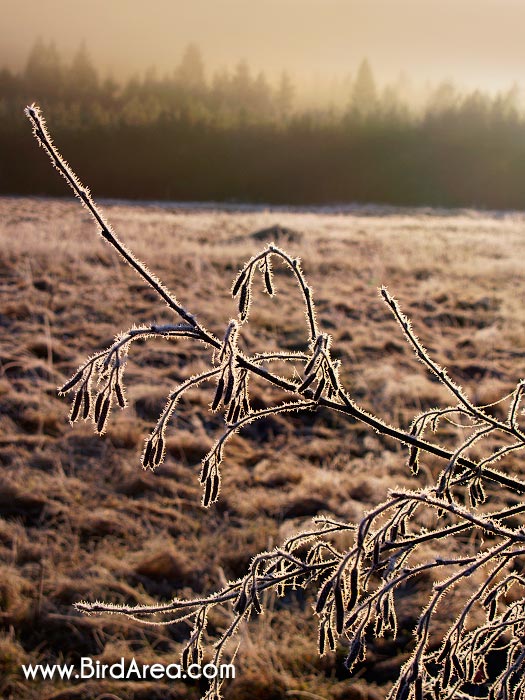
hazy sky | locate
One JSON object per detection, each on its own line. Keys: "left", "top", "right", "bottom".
{"left": 2, "top": 0, "right": 525, "bottom": 91}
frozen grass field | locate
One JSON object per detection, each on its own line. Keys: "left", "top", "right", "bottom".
{"left": 1, "top": 196, "right": 525, "bottom": 699}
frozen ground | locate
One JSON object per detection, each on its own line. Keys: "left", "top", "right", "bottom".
{"left": 1, "top": 195, "right": 525, "bottom": 700}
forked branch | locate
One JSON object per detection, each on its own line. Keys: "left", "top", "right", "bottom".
{"left": 27, "top": 104, "right": 525, "bottom": 700}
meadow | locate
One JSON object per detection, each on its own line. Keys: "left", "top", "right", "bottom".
{"left": 1, "top": 194, "right": 525, "bottom": 699}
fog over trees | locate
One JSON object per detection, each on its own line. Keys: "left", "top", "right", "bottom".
{"left": 3, "top": 41, "right": 525, "bottom": 208}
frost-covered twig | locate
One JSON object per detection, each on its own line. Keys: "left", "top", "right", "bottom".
{"left": 27, "top": 103, "right": 525, "bottom": 700}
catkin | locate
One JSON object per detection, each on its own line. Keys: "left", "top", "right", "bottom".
{"left": 94, "top": 392, "right": 104, "bottom": 423}
{"left": 96, "top": 396, "right": 110, "bottom": 433}
{"left": 60, "top": 369, "right": 84, "bottom": 393}
{"left": 115, "top": 383, "right": 125, "bottom": 408}
{"left": 318, "top": 625, "right": 326, "bottom": 655}
{"left": 334, "top": 583, "right": 344, "bottom": 634}
{"left": 316, "top": 577, "right": 333, "bottom": 614}
{"left": 233, "top": 589, "right": 248, "bottom": 615}
{"left": 82, "top": 389, "right": 91, "bottom": 419}
{"left": 346, "top": 567, "right": 359, "bottom": 611}
{"left": 70, "top": 390, "right": 83, "bottom": 423}
{"left": 211, "top": 376, "right": 225, "bottom": 410}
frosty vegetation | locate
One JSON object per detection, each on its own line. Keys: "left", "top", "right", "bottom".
{"left": 26, "top": 103, "right": 525, "bottom": 700}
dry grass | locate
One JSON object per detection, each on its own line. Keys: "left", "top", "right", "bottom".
{"left": 1, "top": 195, "right": 525, "bottom": 698}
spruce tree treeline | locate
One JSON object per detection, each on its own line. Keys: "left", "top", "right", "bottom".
{"left": 3, "top": 42, "right": 525, "bottom": 208}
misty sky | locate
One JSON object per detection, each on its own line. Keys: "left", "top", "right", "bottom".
{"left": 2, "top": 0, "right": 524, "bottom": 91}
